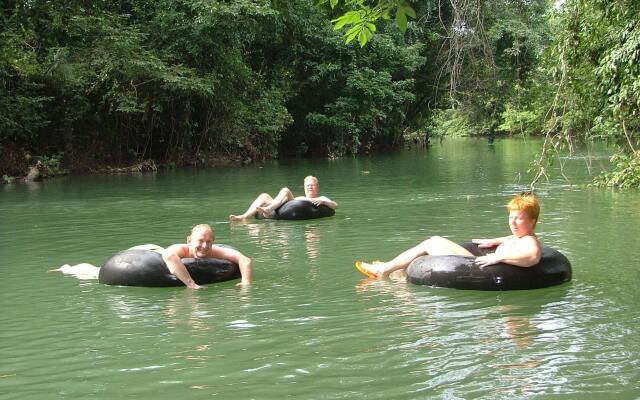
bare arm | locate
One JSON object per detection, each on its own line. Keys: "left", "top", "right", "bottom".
{"left": 475, "top": 236, "right": 542, "bottom": 268}
{"left": 212, "top": 245, "right": 253, "bottom": 286}
{"left": 472, "top": 236, "right": 512, "bottom": 248}
{"left": 162, "top": 244, "right": 202, "bottom": 289}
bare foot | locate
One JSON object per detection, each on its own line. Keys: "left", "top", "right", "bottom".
{"left": 49, "top": 263, "right": 100, "bottom": 280}
{"left": 229, "top": 214, "right": 247, "bottom": 221}
{"left": 355, "top": 260, "right": 386, "bottom": 279}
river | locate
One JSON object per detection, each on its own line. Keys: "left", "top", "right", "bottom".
{"left": 1, "top": 138, "right": 638, "bottom": 399}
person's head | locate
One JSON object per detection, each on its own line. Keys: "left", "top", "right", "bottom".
{"left": 303, "top": 175, "right": 320, "bottom": 198}
{"left": 506, "top": 193, "right": 540, "bottom": 237}
{"left": 187, "top": 224, "right": 214, "bottom": 258}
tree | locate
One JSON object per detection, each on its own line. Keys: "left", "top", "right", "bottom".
{"left": 530, "top": 0, "right": 640, "bottom": 187}
{"left": 319, "top": 0, "right": 417, "bottom": 46}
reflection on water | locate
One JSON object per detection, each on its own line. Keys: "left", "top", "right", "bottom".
{"left": 350, "top": 274, "right": 635, "bottom": 397}
{"left": 1, "top": 138, "right": 639, "bottom": 399}
{"left": 230, "top": 220, "right": 322, "bottom": 263}
{"left": 304, "top": 227, "right": 321, "bottom": 261}
{"left": 499, "top": 314, "right": 536, "bottom": 349}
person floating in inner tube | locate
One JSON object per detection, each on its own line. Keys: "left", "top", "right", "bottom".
{"left": 162, "top": 224, "right": 253, "bottom": 289}
{"left": 355, "top": 193, "right": 542, "bottom": 278}
{"left": 229, "top": 175, "right": 338, "bottom": 221}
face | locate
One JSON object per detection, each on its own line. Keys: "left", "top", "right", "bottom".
{"left": 188, "top": 227, "right": 214, "bottom": 258}
{"left": 508, "top": 210, "right": 536, "bottom": 238}
{"left": 304, "top": 179, "right": 319, "bottom": 198}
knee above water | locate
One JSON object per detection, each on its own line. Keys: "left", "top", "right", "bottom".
{"left": 426, "top": 236, "right": 445, "bottom": 244}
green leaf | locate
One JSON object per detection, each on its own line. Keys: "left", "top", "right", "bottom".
{"left": 359, "top": 31, "right": 367, "bottom": 47}
{"left": 402, "top": 3, "right": 416, "bottom": 18}
{"left": 357, "top": 26, "right": 374, "bottom": 47}
{"left": 345, "top": 25, "right": 361, "bottom": 37}
{"left": 396, "top": 10, "right": 407, "bottom": 33}
{"left": 364, "top": 26, "right": 373, "bottom": 40}
{"left": 332, "top": 11, "right": 360, "bottom": 30}
{"left": 345, "top": 25, "right": 361, "bottom": 44}
{"left": 333, "top": 18, "right": 350, "bottom": 30}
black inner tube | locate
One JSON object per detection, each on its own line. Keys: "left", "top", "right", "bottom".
{"left": 405, "top": 243, "right": 571, "bottom": 290}
{"left": 275, "top": 199, "right": 335, "bottom": 220}
{"left": 99, "top": 249, "right": 240, "bottom": 287}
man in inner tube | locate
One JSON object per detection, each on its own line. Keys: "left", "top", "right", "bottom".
{"left": 162, "top": 224, "right": 253, "bottom": 289}
{"left": 355, "top": 193, "right": 543, "bottom": 278}
{"left": 229, "top": 175, "right": 338, "bottom": 221}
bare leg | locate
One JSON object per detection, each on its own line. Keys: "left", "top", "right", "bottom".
{"left": 358, "top": 236, "right": 473, "bottom": 278}
{"left": 229, "top": 193, "right": 273, "bottom": 221}
{"left": 256, "top": 187, "right": 294, "bottom": 218}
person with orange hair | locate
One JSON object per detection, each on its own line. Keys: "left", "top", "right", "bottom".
{"left": 229, "top": 176, "right": 338, "bottom": 221}
{"left": 355, "top": 193, "right": 542, "bottom": 278}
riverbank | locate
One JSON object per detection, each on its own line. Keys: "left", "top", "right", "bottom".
{"left": 1, "top": 151, "right": 249, "bottom": 185}
{"left": 4, "top": 139, "right": 637, "bottom": 189}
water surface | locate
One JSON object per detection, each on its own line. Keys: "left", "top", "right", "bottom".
{"left": 1, "top": 138, "right": 639, "bottom": 399}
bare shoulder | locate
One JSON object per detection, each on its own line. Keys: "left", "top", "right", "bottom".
{"left": 518, "top": 235, "right": 542, "bottom": 252}
{"left": 524, "top": 234, "right": 541, "bottom": 246}
{"left": 313, "top": 195, "right": 336, "bottom": 203}
{"left": 210, "top": 244, "right": 239, "bottom": 259}
{"left": 163, "top": 243, "right": 189, "bottom": 258}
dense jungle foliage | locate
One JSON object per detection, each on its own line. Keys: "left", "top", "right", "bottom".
{"left": 1, "top": 0, "right": 638, "bottom": 186}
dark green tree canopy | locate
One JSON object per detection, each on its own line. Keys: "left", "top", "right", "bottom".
{"left": 1, "top": 0, "right": 638, "bottom": 186}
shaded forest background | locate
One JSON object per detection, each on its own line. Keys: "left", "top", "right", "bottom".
{"left": 1, "top": 0, "right": 638, "bottom": 186}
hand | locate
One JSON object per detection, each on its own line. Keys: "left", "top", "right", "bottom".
{"left": 472, "top": 239, "right": 495, "bottom": 248}
{"left": 310, "top": 198, "right": 322, "bottom": 206}
{"left": 187, "top": 283, "right": 204, "bottom": 289}
{"left": 475, "top": 254, "right": 501, "bottom": 268}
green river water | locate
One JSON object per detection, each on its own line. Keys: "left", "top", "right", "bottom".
{"left": 1, "top": 138, "right": 639, "bottom": 399}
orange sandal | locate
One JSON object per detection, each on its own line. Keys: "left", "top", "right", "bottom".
{"left": 354, "top": 260, "right": 377, "bottom": 278}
